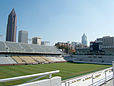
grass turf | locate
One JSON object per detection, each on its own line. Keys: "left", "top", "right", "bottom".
{"left": 0, "top": 62, "right": 111, "bottom": 86}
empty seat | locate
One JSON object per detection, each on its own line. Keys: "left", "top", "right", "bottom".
{"left": 0, "top": 57, "right": 17, "bottom": 64}
{"left": 21, "top": 44, "right": 33, "bottom": 52}
{"left": 31, "top": 56, "right": 48, "bottom": 63}
{"left": 46, "top": 57, "right": 59, "bottom": 62}
{"left": 12, "top": 56, "right": 25, "bottom": 64}
{"left": 19, "top": 56, "right": 37, "bottom": 64}
{"left": 5, "top": 42, "right": 24, "bottom": 52}
{"left": 29, "top": 44, "right": 43, "bottom": 53}
{"left": 0, "top": 41, "right": 7, "bottom": 52}
{"left": 56, "top": 57, "right": 66, "bottom": 62}
{"left": 41, "top": 56, "right": 53, "bottom": 63}
{"left": 0, "top": 41, "right": 62, "bottom": 54}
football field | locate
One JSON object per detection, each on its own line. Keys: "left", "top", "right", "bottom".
{"left": 0, "top": 62, "right": 111, "bottom": 86}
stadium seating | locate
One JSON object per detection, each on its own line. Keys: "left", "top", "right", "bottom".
{"left": 46, "top": 57, "right": 56, "bottom": 62}
{"left": 12, "top": 56, "right": 26, "bottom": 64}
{"left": 41, "top": 56, "right": 53, "bottom": 63}
{"left": 5, "top": 42, "right": 24, "bottom": 52}
{"left": 30, "top": 44, "right": 44, "bottom": 53}
{"left": 57, "top": 57, "right": 66, "bottom": 62}
{"left": 0, "top": 41, "right": 62, "bottom": 54}
{"left": 31, "top": 56, "right": 48, "bottom": 64}
{"left": 71, "top": 55, "right": 114, "bottom": 64}
{"left": 64, "top": 56, "right": 73, "bottom": 62}
{"left": 0, "top": 55, "right": 66, "bottom": 65}
{"left": 19, "top": 56, "right": 37, "bottom": 64}
{"left": 0, "top": 57, "right": 17, "bottom": 64}
{"left": 50, "top": 46, "right": 61, "bottom": 54}
{"left": 0, "top": 41, "right": 65, "bottom": 65}
{"left": 21, "top": 44, "right": 33, "bottom": 52}
{"left": 46, "top": 57, "right": 62, "bottom": 62}
{"left": 0, "top": 41, "right": 7, "bottom": 52}
{"left": 37, "top": 56, "right": 49, "bottom": 63}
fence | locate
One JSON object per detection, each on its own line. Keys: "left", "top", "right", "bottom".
{"left": 62, "top": 67, "right": 113, "bottom": 86}
{"left": 0, "top": 70, "right": 60, "bottom": 86}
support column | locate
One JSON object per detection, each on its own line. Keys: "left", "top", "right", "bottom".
{"left": 104, "top": 70, "right": 106, "bottom": 84}
{"left": 92, "top": 74, "right": 93, "bottom": 86}
{"left": 112, "top": 61, "right": 114, "bottom": 86}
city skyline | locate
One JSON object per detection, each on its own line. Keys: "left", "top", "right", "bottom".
{"left": 0, "top": 0, "right": 114, "bottom": 45}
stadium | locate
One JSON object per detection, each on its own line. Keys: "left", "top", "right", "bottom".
{"left": 0, "top": 41, "right": 113, "bottom": 86}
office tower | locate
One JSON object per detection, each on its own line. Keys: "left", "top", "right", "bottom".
{"left": 96, "top": 36, "right": 114, "bottom": 47}
{"left": 102, "top": 36, "right": 114, "bottom": 46}
{"left": 6, "top": 8, "right": 17, "bottom": 42}
{"left": 81, "top": 33, "right": 87, "bottom": 46}
{"left": 18, "top": 30, "right": 28, "bottom": 43}
{"left": 32, "top": 37, "right": 41, "bottom": 45}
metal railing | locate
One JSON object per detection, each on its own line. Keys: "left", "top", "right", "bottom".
{"left": 62, "top": 67, "right": 113, "bottom": 86}
{"left": 0, "top": 70, "right": 60, "bottom": 83}
{"left": 88, "top": 74, "right": 113, "bottom": 86}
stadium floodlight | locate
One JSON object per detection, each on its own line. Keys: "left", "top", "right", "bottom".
{"left": 0, "top": 70, "right": 60, "bottom": 83}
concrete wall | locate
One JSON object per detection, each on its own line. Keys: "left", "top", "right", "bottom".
{"left": 16, "top": 76, "right": 61, "bottom": 86}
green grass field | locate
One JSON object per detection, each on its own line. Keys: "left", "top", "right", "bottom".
{"left": 0, "top": 62, "right": 111, "bottom": 86}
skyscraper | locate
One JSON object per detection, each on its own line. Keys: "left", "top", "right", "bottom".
{"left": 6, "top": 8, "right": 17, "bottom": 42}
{"left": 81, "top": 33, "right": 87, "bottom": 46}
{"left": 32, "top": 37, "right": 41, "bottom": 45}
{"left": 18, "top": 30, "right": 28, "bottom": 43}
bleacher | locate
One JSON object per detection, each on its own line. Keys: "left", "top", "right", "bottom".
{"left": 0, "top": 41, "right": 62, "bottom": 54}
{"left": 46, "top": 57, "right": 64, "bottom": 63}
{"left": 29, "top": 44, "right": 43, "bottom": 53}
{"left": 0, "top": 41, "right": 66, "bottom": 65}
{"left": 41, "top": 56, "right": 53, "bottom": 63}
{"left": 12, "top": 56, "right": 25, "bottom": 64}
{"left": 71, "top": 55, "right": 114, "bottom": 64}
{"left": 0, "top": 55, "right": 66, "bottom": 65}
{"left": 0, "top": 41, "right": 7, "bottom": 52}
{"left": 21, "top": 44, "right": 33, "bottom": 52}
{"left": 31, "top": 56, "right": 48, "bottom": 64}
{"left": 57, "top": 57, "right": 66, "bottom": 62}
{"left": 19, "top": 56, "right": 37, "bottom": 64}
{"left": 0, "top": 56, "right": 17, "bottom": 64}
{"left": 5, "top": 42, "right": 24, "bottom": 52}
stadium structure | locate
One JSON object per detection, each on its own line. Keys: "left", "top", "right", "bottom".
{"left": 0, "top": 41, "right": 114, "bottom": 86}
{"left": 0, "top": 41, "right": 66, "bottom": 65}
{"left": 72, "top": 54, "right": 114, "bottom": 65}
{"left": 66, "top": 36, "right": 114, "bottom": 65}
{"left": 69, "top": 45, "right": 114, "bottom": 65}
{"left": 0, "top": 8, "right": 113, "bottom": 86}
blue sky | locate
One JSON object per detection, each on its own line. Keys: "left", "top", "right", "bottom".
{"left": 0, "top": 0, "right": 114, "bottom": 45}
